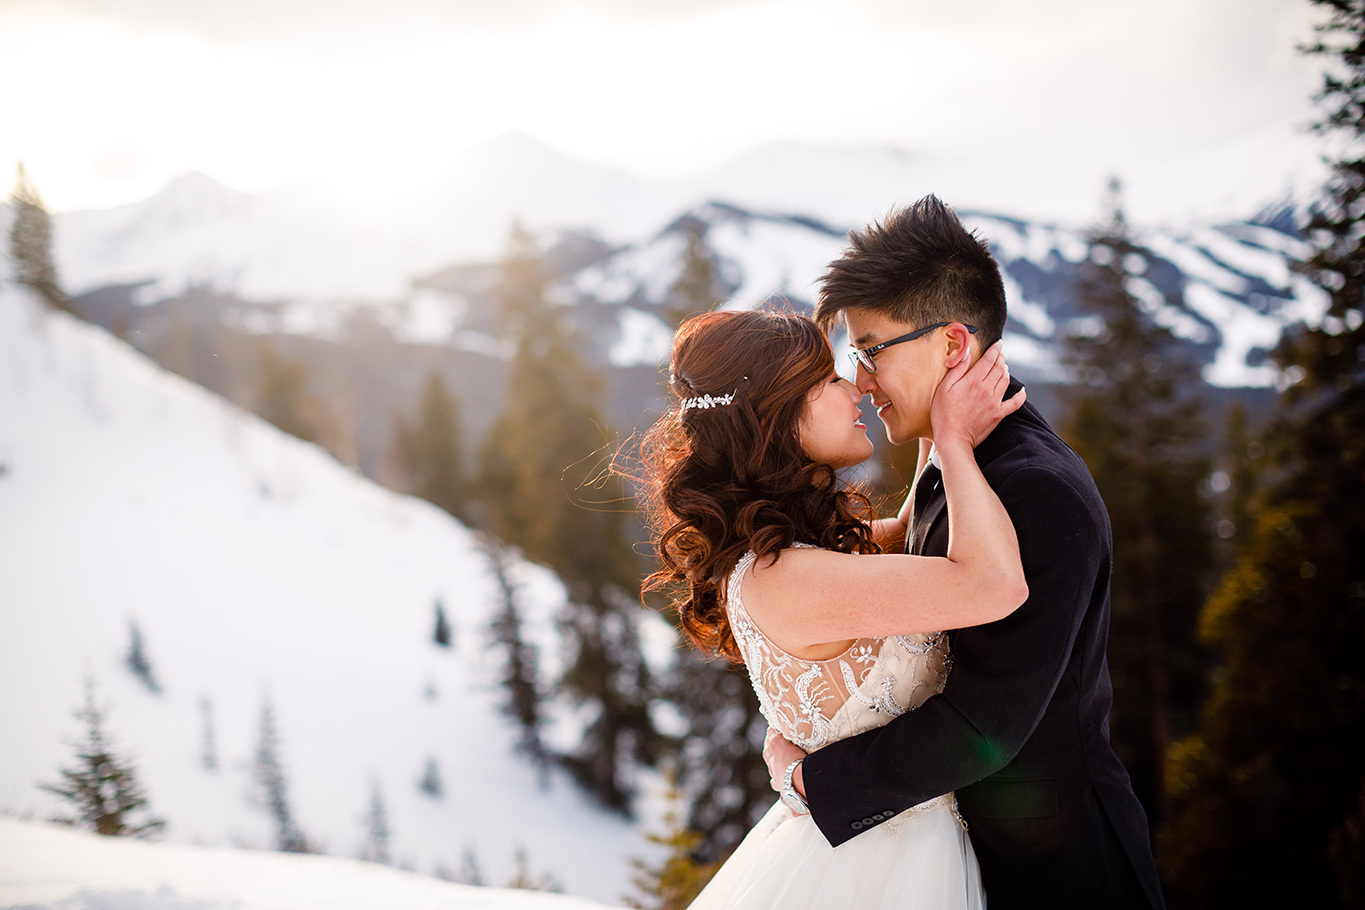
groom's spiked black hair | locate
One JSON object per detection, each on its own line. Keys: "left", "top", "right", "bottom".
{"left": 814, "top": 194, "right": 1007, "bottom": 347}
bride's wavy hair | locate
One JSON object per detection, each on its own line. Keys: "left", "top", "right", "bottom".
{"left": 639, "top": 309, "right": 879, "bottom": 663}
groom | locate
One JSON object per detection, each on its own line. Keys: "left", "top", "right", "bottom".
{"left": 763, "top": 195, "right": 1165, "bottom": 908}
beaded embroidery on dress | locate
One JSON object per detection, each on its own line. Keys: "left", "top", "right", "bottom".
{"left": 727, "top": 547, "right": 953, "bottom": 751}
{"left": 684, "top": 546, "right": 984, "bottom": 910}
{"left": 726, "top": 546, "right": 960, "bottom": 833}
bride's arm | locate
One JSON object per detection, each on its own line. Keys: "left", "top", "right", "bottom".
{"left": 870, "top": 440, "right": 930, "bottom": 551}
{"left": 745, "top": 343, "right": 1027, "bottom": 648}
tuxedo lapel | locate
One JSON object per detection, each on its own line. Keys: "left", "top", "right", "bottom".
{"left": 907, "top": 379, "right": 1033, "bottom": 558}
{"left": 908, "top": 464, "right": 946, "bottom": 556}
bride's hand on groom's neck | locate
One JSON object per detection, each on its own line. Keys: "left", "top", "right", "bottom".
{"left": 930, "top": 342, "right": 1024, "bottom": 451}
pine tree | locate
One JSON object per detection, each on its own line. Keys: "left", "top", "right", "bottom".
{"left": 435, "top": 843, "right": 486, "bottom": 883}
{"left": 1162, "top": 4, "right": 1365, "bottom": 905}
{"left": 7, "top": 163, "right": 69, "bottom": 313}
{"left": 668, "top": 651, "right": 772, "bottom": 863}
{"left": 418, "top": 756, "right": 442, "bottom": 798}
{"left": 432, "top": 599, "right": 453, "bottom": 648}
{"left": 360, "top": 777, "right": 391, "bottom": 865}
{"left": 482, "top": 537, "right": 546, "bottom": 766}
{"left": 155, "top": 299, "right": 196, "bottom": 380}
{"left": 477, "top": 223, "right": 662, "bottom": 812}
{"left": 507, "top": 842, "right": 561, "bottom": 891}
{"left": 1214, "top": 402, "right": 1265, "bottom": 549}
{"left": 40, "top": 678, "right": 165, "bottom": 837}
{"left": 254, "top": 696, "right": 308, "bottom": 852}
{"left": 459, "top": 842, "right": 485, "bottom": 885}
{"left": 556, "top": 588, "right": 663, "bottom": 813}
{"left": 125, "top": 620, "right": 161, "bottom": 693}
{"left": 199, "top": 695, "right": 218, "bottom": 772}
{"left": 663, "top": 223, "right": 721, "bottom": 328}
{"left": 254, "top": 338, "right": 321, "bottom": 444}
{"left": 392, "top": 369, "right": 467, "bottom": 520}
{"left": 476, "top": 222, "right": 623, "bottom": 569}
{"left": 1060, "top": 178, "right": 1213, "bottom": 832}
{"left": 625, "top": 767, "right": 722, "bottom": 910}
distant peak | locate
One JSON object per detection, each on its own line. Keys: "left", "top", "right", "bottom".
{"left": 133, "top": 171, "right": 251, "bottom": 223}
{"left": 459, "top": 130, "right": 570, "bottom": 163}
{"left": 726, "top": 139, "right": 922, "bottom": 166}
{"left": 161, "top": 171, "right": 244, "bottom": 195}
{"left": 487, "top": 129, "right": 553, "bottom": 148}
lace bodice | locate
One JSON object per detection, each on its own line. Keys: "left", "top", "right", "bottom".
{"left": 726, "top": 547, "right": 951, "bottom": 755}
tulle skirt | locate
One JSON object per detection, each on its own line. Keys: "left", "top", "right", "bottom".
{"left": 689, "top": 797, "right": 985, "bottom": 910}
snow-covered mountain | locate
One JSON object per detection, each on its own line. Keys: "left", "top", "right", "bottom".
{"left": 565, "top": 201, "right": 1322, "bottom": 389}
{"left": 48, "top": 133, "right": 691, "bottom": 305}
{"left": 34, "top": 130, "right": 1320, "bottom": 309}
{"left": 0, "top": 288, "right": 668, "bottom": 903}
{"left": 32, "top": 134, "right": 1325, "bottom": 403}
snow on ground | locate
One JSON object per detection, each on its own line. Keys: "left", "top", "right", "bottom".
{"left": 0, "top": 817, "right": 617, "bottom": 910}
{"left": 0, "top": 289, "right": 659, "bottom": 903}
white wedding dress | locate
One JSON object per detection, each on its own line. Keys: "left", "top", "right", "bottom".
{"left": 687, "top": 547, "right": 986, "bottom": 910}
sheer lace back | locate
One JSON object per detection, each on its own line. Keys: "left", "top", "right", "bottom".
{"left": 726, "top": 547, "right": 951, "bottom": 755}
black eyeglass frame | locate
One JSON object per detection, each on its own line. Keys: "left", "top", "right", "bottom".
{"left": 848, "top": 322, "right": 978, "bottom": 374}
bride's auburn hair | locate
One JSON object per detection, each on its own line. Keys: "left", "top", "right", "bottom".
{"left": 640, "top": 309, "right": 879, "bottom": 663}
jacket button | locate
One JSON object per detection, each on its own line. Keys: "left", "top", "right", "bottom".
{"left": 862, "top": 816, "right": 875, "bottom": 825}
{"left": 851, "top": 820, "right": 863, "bottom": 830}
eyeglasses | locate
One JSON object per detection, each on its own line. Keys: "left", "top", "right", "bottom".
{"left": 848, "top": 323, "right": 978, "bottom": 374}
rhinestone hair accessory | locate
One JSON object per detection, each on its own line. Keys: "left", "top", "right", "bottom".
{"left": 677, "top": 375, "right": 748, "bottom": 412}
{"left": 680, "top": 390, "right": 737, "bottom": 411}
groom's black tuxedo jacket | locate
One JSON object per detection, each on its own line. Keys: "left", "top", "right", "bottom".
{"left": 803, "top": 380, "right": 1165, "bottom": 909}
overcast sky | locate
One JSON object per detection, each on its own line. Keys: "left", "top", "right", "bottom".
{"left": 0, "top": 0, "right": 1330, "bottom": 221}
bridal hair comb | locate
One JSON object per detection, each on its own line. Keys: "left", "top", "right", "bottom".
{"left": 677, "top": 375, "right": 748, "bottom": 412}
{"left": 680, "top": 390, "right": 737, "bottom": 411}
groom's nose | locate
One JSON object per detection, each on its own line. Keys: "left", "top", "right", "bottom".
{"left": 854, "top": 363, "right": 877, "bottom": 396}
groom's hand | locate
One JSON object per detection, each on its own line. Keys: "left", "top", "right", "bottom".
{"left": 764, "top": 726, "right": 809, "bottom": 813}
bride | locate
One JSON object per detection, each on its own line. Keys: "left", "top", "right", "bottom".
{"left": 638, "top": 308, "right": 1026, "bottom": 909}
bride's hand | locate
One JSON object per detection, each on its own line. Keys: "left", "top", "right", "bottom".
{"left": 763, "top": 726, "right": 809, "bottom": 814}
{"left": 930, "top": 341, "right": 1025, "bottom": 450}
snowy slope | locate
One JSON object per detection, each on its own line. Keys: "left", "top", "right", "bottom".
{"left": 0, "top": 817, "right": 616, "bottom": 909}
{"left": 0, "top": 289, "right": 659, "bottom": 903}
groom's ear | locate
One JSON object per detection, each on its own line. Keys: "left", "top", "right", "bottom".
{"left": 942, "top": 322, "right": 974, "bottom": 370}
